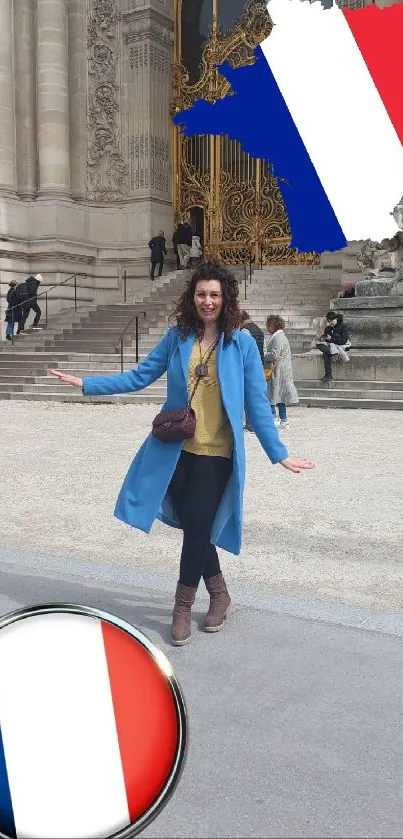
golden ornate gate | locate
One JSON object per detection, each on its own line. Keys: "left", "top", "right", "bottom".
{"left": 171, "top": 0, "right": 319, "bottom": 267}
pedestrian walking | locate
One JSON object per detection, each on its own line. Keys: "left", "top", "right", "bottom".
{"left": 189, "top": 234, "right": 203, "bottom": 267}
{"left": 175, "top": 222, "right": 192, "bottom": 269}
{"left": 148, "top": 231, "right": 167, "bottom": 280}
{"left": 48, "top": 263, "right": 314, "bottom": 647}
{"left": 172, "top": 230, "right": 181, "bottom": 270}
{"left": 18, "top": 274, "right": 43, "bottom": 333}
{"left": 4, "top": 280, "right": 18, "bottom": 340}
{"left": 264, "top": 315, "right": 299, "bottom": 429}
{"left": 240, "top": 310, "right": 264, "bottom": 432}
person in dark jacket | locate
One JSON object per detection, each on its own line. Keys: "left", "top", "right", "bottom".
{"left": 175, "top": 222, "right": 192, "bottom": 268}
{"left": 148, "top": 231, "right": 167, "bottom": 280}
{"left": 240, "top": 311, "right": 264, "bottom": 364}
{"left": 240, "top": 310, "right": 265, "bottom": 431}
{"left": 172, "top": 230, "right": 180, "bottom": 270}
{"left": 18, "top": 274, "right": 43, "bottom": 333}
{"left": 318, "top": 313, "right": 350, "bottom": 385}
{"left": 4, "top": 280, "right": 19, "bottom": 340}
{"left": 316, "top": 310, "right": 338, "bottom": 348}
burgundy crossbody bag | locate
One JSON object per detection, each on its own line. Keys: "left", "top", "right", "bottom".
{"left": 151, "top": 338, "right": 218, "bottom": 443}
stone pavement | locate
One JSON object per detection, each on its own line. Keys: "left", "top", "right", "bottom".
{"left": 1, "top": 401, "right": 403, "bottom": 837}
{"left": 0, "top": 546, "right": 403, "bottom": 839}
{"left": 1, "top": 402, "right": 403, "bottom": 610}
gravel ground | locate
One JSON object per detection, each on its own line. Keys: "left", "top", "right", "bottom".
{"left": 1, "top": 402, "right": 403, "bottom": 612}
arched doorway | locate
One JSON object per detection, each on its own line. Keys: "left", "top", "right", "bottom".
{"left": 189, "top": 206, "right": 205, "bottom": 246}
{"left": 171, "top": 0, "right": 319, "bottom": 267}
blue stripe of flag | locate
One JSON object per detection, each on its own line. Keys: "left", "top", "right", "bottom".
{"left": 174, "top": 46, "right": 346, "bottom": 254}
{"left": 0, "top": 724, "right": 16, "bottom": 839}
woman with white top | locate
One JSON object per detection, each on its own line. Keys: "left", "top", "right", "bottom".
{"left": 189, "top": 235, "right": 203, "bottom": 267}
{"left": 264, "top": 314, "right": 299, "bottom": 429}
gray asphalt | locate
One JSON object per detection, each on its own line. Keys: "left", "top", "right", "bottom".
{"left": 1, "top": 547, "right": 402, "bottom": 839}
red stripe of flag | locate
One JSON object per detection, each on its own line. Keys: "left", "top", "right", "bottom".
{"left": 342, "top": 5, "right": 403, "bottom": 146}
{"left": 101, "top": 621, "right": 179, "bottom": 823}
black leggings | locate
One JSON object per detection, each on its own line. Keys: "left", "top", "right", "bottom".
{"left": 318, "top": 344, "right": 332, "bottom": 377}
{"left": 168, "top": 451, "right": 232, "bottom": 588}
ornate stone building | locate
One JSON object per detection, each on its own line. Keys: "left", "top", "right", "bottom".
{"left": 0, "top": 0, "right": 401, "bottom": 310}
{"left": 0, "top": 0, "right": 175, "bottom": 305}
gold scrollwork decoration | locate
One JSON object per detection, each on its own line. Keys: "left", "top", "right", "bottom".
{"left": 173, "top": 0, "right": 319, "bottom": 266}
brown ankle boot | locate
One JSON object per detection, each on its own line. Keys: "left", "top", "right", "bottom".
{"left": 203, "top": 573, "right": 231, "bottom": 632}
{"left": 171, "top": 582, "right": 197, "bottom": 646}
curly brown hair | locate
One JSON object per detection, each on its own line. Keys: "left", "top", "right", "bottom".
{"left": 170, "top": 261, "right": 241, "bottom": 344}
{"left": 266, "top": 314, "right": 285, "bottom": 332}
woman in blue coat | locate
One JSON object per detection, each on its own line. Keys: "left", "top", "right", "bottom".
{"left": 49, "top": 263, "right": 314, "bottom": 646}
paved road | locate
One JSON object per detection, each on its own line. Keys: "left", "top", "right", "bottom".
{"left": 1, "top": 546, "right": 403, "bottom": 839}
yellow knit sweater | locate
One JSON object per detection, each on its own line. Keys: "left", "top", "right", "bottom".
{"left": 183, "top": 342, "right": 233, "bottom": 459}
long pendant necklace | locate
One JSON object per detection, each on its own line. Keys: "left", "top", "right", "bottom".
{"left": 195, "top": 336, "right": 219, "bottom": 378}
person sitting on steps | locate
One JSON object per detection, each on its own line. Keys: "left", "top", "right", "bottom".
{"left": 318, "top": 313, "right": 351, "bottom": 386}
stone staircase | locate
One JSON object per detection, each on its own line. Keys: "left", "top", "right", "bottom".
{"left": 0, "top": 265, "right": 341, "bottom": 403}
{"left": 292, "top": 284, "right": 403, "bottom": 410}
{"left": 294, "top": 350, "right": 403, "bottom": 411}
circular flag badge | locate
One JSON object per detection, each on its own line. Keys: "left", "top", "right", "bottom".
{"left": 0, "top": 604, "right": 187, "bottom": 839}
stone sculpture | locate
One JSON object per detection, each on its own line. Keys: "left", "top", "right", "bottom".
{"left": 355, "top": 197, "right": 403, "bottom": 296}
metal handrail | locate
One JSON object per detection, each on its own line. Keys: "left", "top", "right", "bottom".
{"left": 116, "top": 310, "right": 147, "bottom": 373}
{"left": 7, "top": 272, "right": 87, "bottom": 344}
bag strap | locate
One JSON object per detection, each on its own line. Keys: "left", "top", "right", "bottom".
{"left": 188, "top": 337, "right": 219, "bottom": 406}
{"left": 188, "top": 374, "right": 202, "bottom": 406}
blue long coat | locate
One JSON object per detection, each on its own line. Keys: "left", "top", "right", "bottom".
{"left": 82, "top": 327, "right": 289, "bottom": 555}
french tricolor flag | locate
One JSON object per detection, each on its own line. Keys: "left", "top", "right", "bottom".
{"left": 0, "top": 611, "right": 181, "bottom": 839}
{"left": 175, "top": 0, "right": 403, "bottom": 253}
{"left": 261, "top": 0, "right": 403, "bottom": 250}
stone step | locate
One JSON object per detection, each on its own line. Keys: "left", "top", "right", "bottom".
{"left": 249, "top": 281, "right": 337, "bottom": 289}
{"left": 0, "top": 366, "right": 49, "bottom": 376}
{"left": 293, "top": 351, "right": 403, "bottom": 382}
{"left": 0, "top": 352, "right": 71, "bottom": 361}
{"left": 0, "top": 372, "right": 165, "bottom": 383}
{"left": 299, "top": 395, "right": 403, "bottom": 410}
{"left": 0, "top": 352, "right": 139, "bottom": 363}
{"left": 296, "top": 379, "right": 403, "bottom": 391}
{"left": 297, "top": 386, "right": 403, "bottom": 400}
{"left": 0, "top": 381, "right": 168, "bottom": 394}
{"left": 0, "top": 390, "right": 166, "bottom": 404}
{"left": 0, "top": 369, "right": 49, "bottom": 379}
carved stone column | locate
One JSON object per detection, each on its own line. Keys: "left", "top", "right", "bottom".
{"left": 68, "top": 0, "right": 87, "bottom": 201}
{"left": 87, "top": 0, "right": 129, "bottom": 202}
{"left": 14, "top": 0, "right": 37, "bottom": 199}
{"left": 36, "top": 0, "right": 71, "bottom": 197}
{"left": 123, "top": 1, "right": 174, "bottom": 207}
{"left": 0, "top": 0, "right": 16, "bottom": 193}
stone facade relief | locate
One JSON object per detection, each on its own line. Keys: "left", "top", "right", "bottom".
{"left": 87, "top": 0, "right": 129, "bottom": 201}
{"left": 123, "top": 2, "right": 173, "bottom": 201}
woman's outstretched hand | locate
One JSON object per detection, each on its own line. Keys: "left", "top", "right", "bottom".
{"left": 48, "top": 369, "right": 83, "bottom": 388}
{"left": 280, "top": 458, "right": 315, "bottom": 475}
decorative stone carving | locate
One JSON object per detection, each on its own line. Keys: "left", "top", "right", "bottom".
{"left": 129, "top": 43, "right": 149, "bottom": 70}
{"left": 357, "top": 238, "right": 398, "bottom": 278}
{"left": 122, "top": 10, "right": 173, "bottom": 47}
{"left": 355, "top": 197, "right": 403, "bottom": 297}
{"left": 87, "top": 0, "right": 129, "bottom": 201}
{"left": 130, "top": 133, "right": 169, "bottom": 193}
